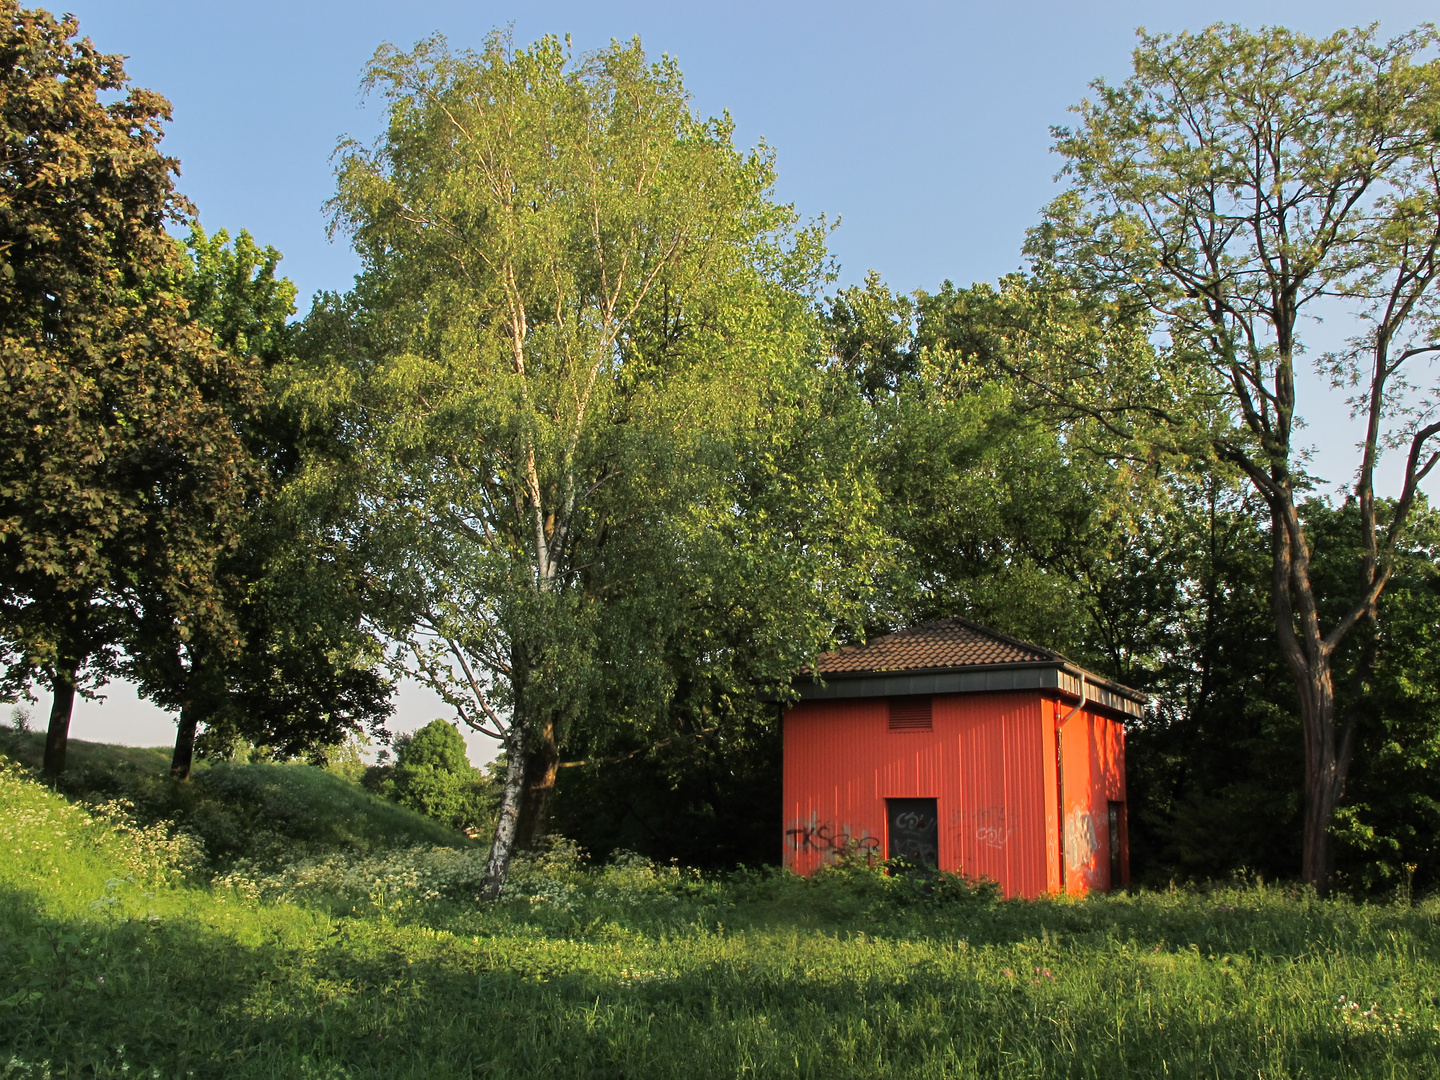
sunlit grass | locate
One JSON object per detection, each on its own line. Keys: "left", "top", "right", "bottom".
{"left": 0, "top": 730, "right": 462, "bottom": 867}
{"left": 2, "top": 755, "right": 1437, "bottom": 1078}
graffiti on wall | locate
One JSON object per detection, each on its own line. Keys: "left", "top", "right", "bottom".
{"left": 1064, "top": 809, "right": 1097, "bottom": 871}
{"left": 975, "top": 806, "right": 1013, "bottom": 851}
{"left": 785, "top": 813, "right": 880, "bottom": 862}
{"left": 887, "top": 803, "right": 939, "bottom": 866}
{"left": 948, "top": 805, "right": 1015, "bottom": 851}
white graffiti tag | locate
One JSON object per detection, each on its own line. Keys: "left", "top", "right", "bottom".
{"left": 1063, "top": 810, "right": 1097, "bottom": 869}
{"left": 973, "top": 806, "right": 1012, "bottom": 850}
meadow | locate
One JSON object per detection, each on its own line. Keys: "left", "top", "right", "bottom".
{"left": 1, "top": 738, "right": 1437, "bottom": 1079}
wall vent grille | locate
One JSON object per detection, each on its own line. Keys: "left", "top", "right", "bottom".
{"left": 888, "top": 696, "right": 933, "bottom": 731}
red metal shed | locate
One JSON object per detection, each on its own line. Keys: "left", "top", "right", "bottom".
{"left": 782, "top": 618, "right": 1146, "bottom": 897}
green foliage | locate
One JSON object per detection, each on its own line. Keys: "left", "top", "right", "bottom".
{"left": 3, "top": 760, "right": 1440, "bottom": 1078}
{"left": 822, "top": 269, "right": 1185, "bottom": 670}
{"left": 1309, "top": 501, "right": 1440, "bottom": 895}
{"left": 124, "top": 224, "right": 392, "bottom": 775}
{"left": 399, "top": 719, "right": 469, "bottom": 773}
{"left": 1121, "top": 496, "right": 1440, "bottom": 894}
{"left": 179, "top": 225, "right": 297, "bottom": 370}
{"left": 0, "top": 732, "right": 462, "bottom": 869}
{"left": 826, "top": 270, "right": 919, "bottom": 403}
{"left": 1121, "top": 489, "right": 1305, "bottom": 883}
{"left": 0, "top": 2, "right": 261, "bottom": 772}
{"left": 367, "top": 720, "right": 495, "bottom": 833}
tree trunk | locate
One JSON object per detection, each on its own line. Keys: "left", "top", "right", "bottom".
{"left": 1301, "top": 760, "right": 1342, "bottom": 892}
{"left": 171, "top": 700, "right": 197, "bottom": 780}
{"left": 1270, "top": 505, "right": 1345, "bottom": 895}
{"left": 43, "top": 668, "right": 76, "bottom": 779}
{"left": 515, "top": 714, "right": 559, "bottom": 850}
{"left": 479, "top": 730, "right": 527, "bottom": 900}
{"left": 1294, "top": 666, "right": 1343, "bottom": 894}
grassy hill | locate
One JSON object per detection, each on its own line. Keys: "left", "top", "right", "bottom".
{"left": 1, "top": 737, "right": 1438, "bottom": 1078}
{"left": 0, "top": 729, "right": 463, "bottom": 866}
{"left": 0, "top": 730, "right": 173, "bottom": 777}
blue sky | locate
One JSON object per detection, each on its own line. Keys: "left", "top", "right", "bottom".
{"left": 73, "top": 0, "right": 1438, "bottom": 300}
{"left": 50, "top": 0, "right": 1440, "bottom": 753}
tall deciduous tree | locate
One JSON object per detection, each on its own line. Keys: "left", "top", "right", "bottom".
{"left": 1028, "top": 24, "right": 1440, "bottom": 889}
{"left": 124, "top": 227, "right": 392, "bottom": 778}
{"left": 0, "top": 3, "right": 258, "bottom": 776}
{"left": 316, "top": 33, "right": 878, "bottom": 895}
{"left": 825, "top": 270, "right": 1189, "bottom": 665}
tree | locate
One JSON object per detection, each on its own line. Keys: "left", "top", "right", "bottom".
{"left": 549, "top": 357, "right": 883, "bottom": 868}
{"left": 1302, "top": 497, "right": 1440, "bottom": 894}
{"left": 1106, "top": 483, "right": 1303, "bottom": 884}
{"left": 0, "top": 3, "right": 258, "bottom": 776}
{"left": 825, "top": 270, "right": 1193, "bottom": 669}
{"left": 1119, "top": 493, "right": 1440, "bottom": 893}
{"left": 371, "top": 719, "right": 491, "bottom": 831}
{"left": 1027, "top": 24, "right": 1440, "bottom": 889}
{"left": 123, "top": 227, "right": 392, "bottom": 778}
{"left": 315, "top": 32, "right": 878, "bottom": 895}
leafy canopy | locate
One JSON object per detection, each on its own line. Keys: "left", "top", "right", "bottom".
{"left": 314, "top": 30, "right": 878, "bottom": 886}
{"left": 0, "top": 3, "right": 259, "bottom": 750}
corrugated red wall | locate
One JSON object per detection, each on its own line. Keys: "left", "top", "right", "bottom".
{"left": 1057, "top": 702, "right": 1129, "bottom": 894}
{"left": 782, "top": 691, "right": 1128, "bottom": 898}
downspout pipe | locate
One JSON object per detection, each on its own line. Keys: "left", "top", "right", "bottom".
{"left": 1059, "top": 667, "right": 1089, "bottom": 726}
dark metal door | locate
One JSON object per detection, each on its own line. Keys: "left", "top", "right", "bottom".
{"left": 886, "top": 798, "right": 939, "bottom": 867}
{"left": 1108, "top": 801, "right": 1124, "bottom": 892}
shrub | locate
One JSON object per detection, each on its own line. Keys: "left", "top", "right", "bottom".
{"left": 366, "top": 719, "right": 497, "bottom": 833}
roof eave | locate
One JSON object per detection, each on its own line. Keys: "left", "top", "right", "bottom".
{"left": 786, "top": 660, "right": 1148, "bottom": 719}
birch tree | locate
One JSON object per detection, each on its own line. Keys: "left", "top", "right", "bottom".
{"left": 318, "top": 32, "right": 878, "bottom": 896}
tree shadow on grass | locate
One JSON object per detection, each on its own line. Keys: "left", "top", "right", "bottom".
{"left": 3, "top": 879, "right": 1437, "bottom": 1080}
{"left": 482, "top": 873, "right": 1440, "bottom": 971}
{"left": 0, "top": 882, "right": 301, "bottom": 1078}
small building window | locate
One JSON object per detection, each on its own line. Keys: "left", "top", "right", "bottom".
{"left": 888, "top": 696, "right": 932, "bottom": 731}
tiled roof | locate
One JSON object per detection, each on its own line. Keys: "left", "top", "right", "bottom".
{"left": 814, "top": 618, "right": 1064, "bottom": 677}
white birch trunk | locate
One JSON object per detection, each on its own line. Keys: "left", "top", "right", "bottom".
{"left": 479, "top": 727, "right": 527, "bottom": 899}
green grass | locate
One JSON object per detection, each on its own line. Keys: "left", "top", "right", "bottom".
{"left": 0, "top": 730, "right": 461, "bottom": 866}
{"left": 1, "top": 754, "right": 1438, "bottom": 1079}
{"left": 0, "top": 730, "right": 173, "bottom": 778}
